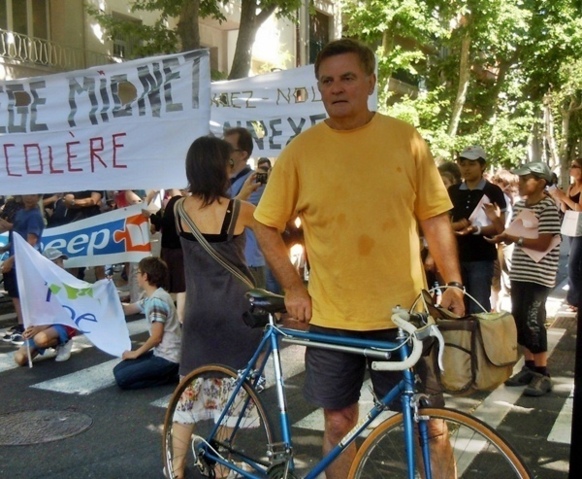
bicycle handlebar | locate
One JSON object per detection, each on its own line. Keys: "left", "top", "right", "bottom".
{"left": 370, "top": 308, "right": 446, "bottom": 372}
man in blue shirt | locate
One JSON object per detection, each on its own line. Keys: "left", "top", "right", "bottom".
{"left": 0, "top": 194, "right": 45, "bottom": 344}
{"left": 224, "top": 127, "right": 267, "bottom": 288}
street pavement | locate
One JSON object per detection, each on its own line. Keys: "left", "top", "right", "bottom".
{"left": 0, "top": 259, "right": 576, "bottom": 478}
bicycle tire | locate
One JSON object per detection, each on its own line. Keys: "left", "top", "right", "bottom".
{"left": 162, "top": 364, "right": 274, "bottom": 479}
{"left": 349, "top": 407, "right": 531, "bottom": 479}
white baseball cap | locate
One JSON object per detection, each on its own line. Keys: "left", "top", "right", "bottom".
{"left": 459, "top": 146, "right": 487, "bottom": 161}
{"left": 43, "top": 247, "right": 68, "bottom": 261}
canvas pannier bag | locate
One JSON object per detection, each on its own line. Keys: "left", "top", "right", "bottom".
{"left": 419, "top": 290, "right": 519, "bottom": 395}
{"left": 432, "top": 312, "right": 519, "bottom": 394}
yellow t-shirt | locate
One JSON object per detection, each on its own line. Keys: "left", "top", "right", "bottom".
{"left": 254, "top": 113, "right": 452, "bottom": 330}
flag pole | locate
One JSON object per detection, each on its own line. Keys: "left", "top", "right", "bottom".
{"left": 25, "top": 339, "right": 33, "bottom": 368}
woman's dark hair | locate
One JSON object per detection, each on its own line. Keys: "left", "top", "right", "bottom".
{"left": 138, "top": 256, "right": 168, "bottom": 289}
{"left": 185, "top": 136, "right": 233, "bottom": 206}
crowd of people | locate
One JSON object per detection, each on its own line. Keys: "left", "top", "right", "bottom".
{"left": 431, "top": 149, "right": 563, "bottom": 398}
{"left": 0, "top": 37, "right": 579, "bottom": 478}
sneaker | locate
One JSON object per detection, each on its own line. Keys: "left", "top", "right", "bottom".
{"left": 2, "top": 330, "right": 14, "bottom": 342}
{"left": 55, "top": 340, "right": 73, "bottom": 362}
{"left": 10, "top": 332, "right": 25, "bottom": 345}
{"left": 524, "top": 373, "right": 552, "bottom": 397}
{"left": 504, "top": 366, "right": 534, "bottom": 386}
{"left": 2, "top": 325, "right": 22, "bottom": 342}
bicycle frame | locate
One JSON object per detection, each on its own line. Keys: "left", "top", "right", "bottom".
{"left": 197, "top": 312, "right": 433, "bottom": 479}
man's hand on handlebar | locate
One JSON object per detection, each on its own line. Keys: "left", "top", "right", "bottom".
{"left": 440, "top": 287, "right": 465, "bottom": 316}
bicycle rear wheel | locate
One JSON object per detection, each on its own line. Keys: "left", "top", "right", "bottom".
{"left": 162, "top": 364, "right": 273, "bottom": 479}
{"left": 349, "top": 407, "right": 530, "bottom": 478}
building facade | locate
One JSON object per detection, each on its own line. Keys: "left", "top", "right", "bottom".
{"left": 0, "top": 0, "right": 341, "bottom": 81}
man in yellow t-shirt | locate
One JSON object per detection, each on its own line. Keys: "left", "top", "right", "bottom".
{"left": 254, "top": 38, "right": 465, "bottom": 479}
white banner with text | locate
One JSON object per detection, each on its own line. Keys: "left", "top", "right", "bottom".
{"left": 0, "top": 50, "right": 211, "bottom": 195}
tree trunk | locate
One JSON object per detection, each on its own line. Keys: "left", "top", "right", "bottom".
{"left": 447, "top": 29, "right": 471, "bottom": 137}
{"left": 177, "top": 0, "right": 201, "bottom": 51}
{"left": 543, "top": 94, "right": 560, "bottom": 168}
{"left": 228, "top": 1, "right": 277, "bottom": 79}
{"left": 560, "top": 106, "right": 571, "bottom": 187}
{"left": 482, "top": 53, "right": 517, "bottom": 122}
{"left": 529, "top": 122, "right": 543, "bottom": 162}
{"left": 559, "top": 97, "right": 582, "bottom": 185}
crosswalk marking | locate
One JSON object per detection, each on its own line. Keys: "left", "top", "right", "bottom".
{"left": 459, "top": 328, "right": 565, "bottom": 427}
{"left": 0, "top": 318, "right": 148, "bottom": 391}
{"left": 29, "top": 319, "right": 150, "bottom": 395}
{"left": 1, "top": 317, "right": 575, "bottom": 449}
{"left": 548, "top": 384, "right": 573, "bottom": 444}
{"left": 31, "top": 358, "right": 121, "bottom": 395}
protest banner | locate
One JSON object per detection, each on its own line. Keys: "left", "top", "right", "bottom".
{"left": 13, "top": 233, "right": 130, "bottom": 357}
{"left": 210, "top": 65, "right": 378, "bottom": 157}
{"left": 0, "top": 52, "right": 376, "bottom": 194}
{"left": 0, "top": 50, "right": 211, "bottom": 195}
{"left": 41, "top": 204, "right": 151, "bottom": 268}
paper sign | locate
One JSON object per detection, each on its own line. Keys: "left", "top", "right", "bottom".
{"left": 468, "top": 195, "right": 492, "bottom": 227}
{"left": 505, "top": 209, "right": 539, "bottom": 239}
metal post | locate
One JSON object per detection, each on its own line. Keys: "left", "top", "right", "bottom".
{"left": 570, "top": 307, "right": 581, "bottom": 477}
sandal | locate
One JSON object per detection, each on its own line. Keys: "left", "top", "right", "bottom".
{"left": 565, "top": 304, "right": 578, "bottom": 313}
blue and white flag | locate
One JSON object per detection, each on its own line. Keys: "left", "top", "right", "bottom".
{"left": 13, "top": 233, "right": 131, "bottom": 357}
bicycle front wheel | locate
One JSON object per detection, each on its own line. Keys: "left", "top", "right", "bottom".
{"left": 162, "top": 364, "right": 273, "bottom": 479}
{"left": 349, "top": 407, "right": 530, "bottom": 479}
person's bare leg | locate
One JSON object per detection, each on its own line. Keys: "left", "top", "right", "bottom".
{"left": 176, "top": 292, "right": 186, "bottom": 324}
{"left": 13, "top": 326, "right": 58, "bottom": 366}
{"left": 14, "top": 346, "right": 37, "bottom": 366}
{"left": 323, "top": 404, "right": 359, "bottom": 479}
{"left": 533, "top": 351, "right": 547, "bottom": 368}
{"left": 418, "top": 418, "right": 457, "bottom": 479}
{"left": 171, "top": 422, "right": 194, "bottom": 479}
{"left": 33, "top": 328, "right": 60, "bottom": 349}
{"left": 11, "top": 297, "right": 23, "bottom": 327}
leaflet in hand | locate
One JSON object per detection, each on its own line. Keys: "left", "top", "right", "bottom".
{"left": 522, "top": 235, "right": 561, "bottom": 263}
{"left": 468, "top": 195, "right": 492, "bottom": 227}
{"left": 504, "top": 209, "right": 539, "bottom": 239}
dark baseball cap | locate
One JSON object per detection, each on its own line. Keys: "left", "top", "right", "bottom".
{"left": 511, "top": 162, "right": 552, "bottom": 183}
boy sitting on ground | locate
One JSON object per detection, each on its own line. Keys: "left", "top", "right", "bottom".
{"left": 113, "top": 256, "right": 181, "bottom": 390}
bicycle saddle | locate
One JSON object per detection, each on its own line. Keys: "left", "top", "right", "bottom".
{"left": 245, "top": 288, "right": 286, "bottom": 313}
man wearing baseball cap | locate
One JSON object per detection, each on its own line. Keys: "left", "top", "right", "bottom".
{"left": 448, "top": 145, "right": 507, "bottom": 313}
{"left": 486, "top": 161, "right": 560, "bottom": 396}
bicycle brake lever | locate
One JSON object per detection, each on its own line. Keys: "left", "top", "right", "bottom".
{"left": 429, "top": 325, "right": 445, "bottom": 372}
{"left": 413, "top": 320, "right": 445, "bottom": 372}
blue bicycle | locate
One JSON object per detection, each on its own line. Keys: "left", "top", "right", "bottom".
{"left": 162, "top": 289, "right": 531, "bottom": 478}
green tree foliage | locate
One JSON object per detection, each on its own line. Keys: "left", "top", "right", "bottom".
{"left": 342, "top": 0, "right": 582, "bottom": 172}
{"left": 88, "top": 0, "right": 300, "bottom": 80}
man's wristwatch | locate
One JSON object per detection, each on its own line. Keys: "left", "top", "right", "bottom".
{"left": 517, "top": 237, "right": 524, "bottom": 247}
